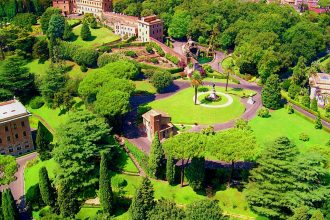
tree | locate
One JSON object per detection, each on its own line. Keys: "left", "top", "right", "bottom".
{"left": 36, "top": 122, "right": 53, "bottom": 161}
{"left": 288, "top": 206, "right": 309, "bottom": 220}
{"left": 47, "top": 14, "right": 65, "bottom": 40}
{"left": 39, "top": 166, "right": 56, "bottom": 207}
{"left": 12, "top": 13, "right": 37, "bottom": 31}
{"left": 288, "top": 84, "right": 301, "bottom": 100}
{"left": 210, "top": 128, "right": 257, "bottom": 187}
{"left": 53, "top": 110, "right": 111, "bottom": 195}
{"left": 3, "top": 0, "right": 17, "bottom": 19}
{"left": 151, "top": 70, "right": 173, "bottom": 93}
{"left": 166, "top": 154, "right": 175, "bottom": 185}
{"left": 261, "top": 74, "right": 281, "bottom": 109}
{"left": 81, "top": 22, "right": 91, "bottom": 41}
{"left": 301, "top": 94, "right": 311, "bottom": 108}
{"left": 148, "top": 134, "right": 165, "bottom": 179}
{"left": 186, "top": 199, "right": 223, "bottom": 220}
{"left": 1, "top": 189, "right": 18, "bottom": 220}
{"left": 148, "top": 199, "right": 185, "bottom": 220}
{"left": 40, "top": 7, "right": 61, "bottom": 34}
{"left": 191, "top": 71, "right": 203, "bottom": 105}
{"left": 141, "top": 9, "right": 154, "bottom": 17}
{"left": 310, "top": 210, "right": 325, "bottom": 220}
{"left": 311, "top": 97, "right": 318, "bottom": 112}
{"left": 315, "top": 113, "right": 322, "bottom": 129}
{"left": 0, "top": 56, "right": 34, "bottom": 102}
{"left": 0, "top": 155, "right": 17, "bottom": 185}
{"left": 129, "top": 177, "right": 155, "bottom": 220}
{"left": 99, "top": 151, "right": 114, "bottom": 216}
{"left": 57, "top": 179, "right": 80, "bottom": 218}
{"left": 72, "top": 48, "right": 99, "bottom": 67}
{"left": 32, "top": 38, "right": 49, "bottom": 63}
{"left": 163, "top": 133, "right": 205, "bottom": 187}
{"left": 292, "top": 57, "right": 308, "bottom": 86}
{"left": 100, "top": 60, "right": 139, "bottom": 79}
{"left": 168, "top": 9, "right": 191, "bottom": 39}
{"left": 257, "top": 50, "right": 281, "bottom": 83}
{"left": 185, "top": 157, "right": 205, "bottom": 191}
{"left": 63, "top": 20, "right": 73, "bottom": 41}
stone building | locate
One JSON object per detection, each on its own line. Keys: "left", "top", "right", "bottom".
{"left": 309, "top": 73, "right": 330, "bottom": 106}
{"left": 0, "top": 99, "right": 34, "bottom": 156}
{"left": 53, "top": 0, "right": 112, "bottom": 16}
{"left": 138, "top": 15, "right": 163, "bottom": 42}
{"left": 142, "top": 110, "right": 174, "bottom": 141}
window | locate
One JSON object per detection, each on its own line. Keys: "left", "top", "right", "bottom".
{"left": 7, "top": 136, "right": 10, "bottom": 142}
{"left": 15, "top": 134, "right": 18, "bottom": 139}
{"left": 5, "top": 126, "right": 8, "bottom": 132}
{"left": 25, "top": 144, "right": 29, "bottom": 149}
{"left": 23, "top": 131, "right": 26, "bottom": 137}
{"left": 9, "top": 148, "right": 13, "bottom": 153}
{"left": 13, "top": 124, "right": 17, "bottom": 129}
{"left": 21, "top": 121, "right": 25, "bottom": 127}
{"left": 0, "top": 138, "right": 1, "bottom": 144}
{"left": 17, "top": 146, "right": 21, "bottom": 151}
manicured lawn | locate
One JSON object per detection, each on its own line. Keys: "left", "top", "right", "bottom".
{"left": 116, "top": 146, "right": 139, "bottom": 173}
{"left": 71, "top": 25, "right": 120, "bottom": 48}
{"left": 76, "top": 206, "right": 101, "bottom": 220}
{"left": 28, "top": 115, "right": 40, "bottom": 130}
{"left": 250, "top": 108, "right": 329, "bottom": 150}
{"left": 147, "top": 86, "right": 247, "bottom": 125}
{"left": 134, "top": 80, "right": 157, "bottom": 94}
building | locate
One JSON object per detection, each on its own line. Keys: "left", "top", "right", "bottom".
{"left": 309, "top": 73, "right": 330, "bottom": 106}
{"left": 138, "top": 15, "right": 163, "bottom": 42}
{"left": 142, "top": 110, "right": 175, "bottom": 141}
{"left": 0, "top": 99, "right": 34, "bottom": 156}
{"left": 53, "top": 0, "right": 112, "bottom": 16}
{"left": 103, "top": 12, "right": 164, "bottom": 42}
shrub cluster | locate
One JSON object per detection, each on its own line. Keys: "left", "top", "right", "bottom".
{"left": 124, "top": 50, "right": 137, "bottom": 58}
{"left": 151, "top": 70, "right": 173, "bottom": 93}
{"left": 149, "top": 42, "right": 165, "bottom": 56}
{"left": 258, "top": 107, "right": 270, "bottom": 118}
{"left": 60, "top": 41, "right": 98, "bottom": 67}
{"left": 299, "top": 133, "right": 310, "bottom": 142}
{"left": 165, "top": 53, "right": 179, "bottom": 65}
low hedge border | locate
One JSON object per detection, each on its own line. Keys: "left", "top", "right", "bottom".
{"left": 124, "top": 140, "right": 150, "bottom": 175}
{"left": 138, "top": 62, "right": 183, "bottom": 74}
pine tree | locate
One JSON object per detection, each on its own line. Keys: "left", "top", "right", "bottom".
{"left": 315, "top": 113, "right": 322, "bottom": 129}
{"left": 311, "top": 98, "right": 318, "bottom": 112}
{"left": 81, "top": 22, "right": 91, "bottom": 41}
{"left": 63, "top": 21, "right": 73, "bottom": 41}
{"left": 245, "top": 137, "right": 299, "bottom": 219}
{"left": 57, "top": 180, "right": 80, "bottom": 218}
{"left": 261, "top": 74, "right": 282, "bottom": 109}
{"left": 148, "top": 134, "right": 165, "bottom": 179}
{"left": 129, "top": 177, "right": 155, "bottom": 220}
{"left": 166, "top": 155, "right": 175, "bottom": 185}
{"left": 186, "top": 157, "right": 205, "bottom": 192}
{"left": 1, "top": 189, "right": 18, "bottom": 220}
{"left": 99, "top": 151, "right": 114, "bottom": 216}
{"left": 310, "top": 210, "right": 325, "bottom": 220}
{"left": 36, "top": 122, "right": 53, "bottom": 161}
{"left": 39, "top": 166, "right": 55, "bottom": 207}
{"left": 288, "top": 206, "right": 309, "bottom": 220}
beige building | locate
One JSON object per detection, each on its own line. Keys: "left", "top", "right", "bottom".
{"left": 53, "top": 0, "right": 111, "bottom": 16}
{"left": 309, "top": 73, "right": 330, "bottom": 106}
{"left": 102, "top": 12, "right": 139, "bottom": 37}
{"left": 142, "top": 110, "right": 174, "bottom": 141}
{"left": 0, "top": 99, "right": 34, "bottom": 156}
{"left": 138, "top": 15, "right": 163, "bottom": 42}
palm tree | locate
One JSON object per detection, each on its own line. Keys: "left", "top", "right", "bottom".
{"left": 225, "top": 60, "right": 234, "bottom": 92}
{"left": 191, "top": 71, "right": 203, "bottom": 105}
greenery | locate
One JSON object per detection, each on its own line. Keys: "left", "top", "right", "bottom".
{"left": 186, "top": 199, "right": 224, "bottom": 220}
{"left": 29, "top": 96, "right": 45, "bottom": 109}
{"left": 148, "top": 199, "right": 185, "bottom": 220}
{"left": 262, "top": 74, "right": 281, "bottom": 110}
{"left": 186, "top": 157, "right": 205, "bottom": 192}
{"left": 40, "top": 7, "right": 61, "bottom": 34}
{"left": 148, "top": 134, "right": 165, "bottom": 179}
{"left": 166, "top": 154, "right": 175, "bottom": 185}
{"left": 258, "top": 107, "right": 270, "bottom": 118}
{"left": 299, "top": 133, "right": 310, "bottom": 142}
{"left": 150, "top": 70, "right": 173, "bottom": 93}
{"left": 38, "top": 167, "right": 56, "bottom": 208}
{"left": 1, "top": 189, "right": 19, "bottom": 220}
{"left": 0, "top": 155, "right": 17, "bottom": 185}
{"left": 57, "top": 179, "right": 80, "bottom": 218}
{"left": 80, "top": 22, "right": 91, "bottom": 41}
{"left": 125, "top": 140, "right": 150, "bottom": 174}
{"left": 36, "top": 121, "right": 53, "bottom": 161}
{"left": 99, "top": 151, "right": 114, "bottom": 216}
{"left": 148, "top": 86, "right": 245, "bottom": 125}
{"left": 165, "top": 53, "right": 179, "bottom": 64}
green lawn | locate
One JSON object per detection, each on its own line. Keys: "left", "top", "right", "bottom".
{"left": 76, "top": 206, "right": 101, "bottom": 220}
{"left": 148, "top": 86, "right": 247, "bottom": 125}
{"left": 134, "top": 80, "right": 157, "bottom": 94}
{"left": 29, "top": 115, "right": 40, "bottom": 130}
{"left": 250, "top": 108, "right": 329, "bottom": 150}
{"left": 71, "top": 25, "right": 120, "bottom": 48}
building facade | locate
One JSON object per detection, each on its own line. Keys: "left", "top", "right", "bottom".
{"left": 0, "top": 100, "right": 34, "bottom": 156}
{"left": 138, "top": 15, "right": 163, "bottom": 42}
{"left": 53, "top": 0, "right": 111, "bottom": 16}
{"left": 309, "top": 73, "right": 330, "bottom": 106}
{"left": 142, "top": 110, "right": 174, "bottom": 141}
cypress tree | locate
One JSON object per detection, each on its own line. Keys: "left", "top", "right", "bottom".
{"left": 81, "top": 22, "right": 91, "bottom": 41}
{"left": 36, "top": 122, "right": 53, "bottom": 161}
{"left": 99, "top": 152, "right": 114, "bottom": 216}
{"left": 63, "top": 21, "right": 73, "bottom": 41}
{"left": 315, "top": 113, "right": 322, "bottom": 129}
{"left": 148, "top": 134, "right": 165, "bottom": 179}
{"left": 4, "top": 0, "right": 17, "bottom": 19}
{"left": 261, "top": 74, "right": 281, "bottom": 109}
{"left": 39, "top": 166, "right": 55, "bottom": 207}
{"left": 129, "top": 177, "right": 155, "bottom": 220}
{"left": 166, "top": 155, "right": 175, "bottom": 185}
{"left": 311, "top": 98, "right": 318, "bottom": 112}
{"left": 186, "top": 157, "right": 205, "bottom": 192}
{"left": 58, "top": 180, "right": 79, "bottom": 218}
{"left": 245, "top": 137, "right": 299, "bottom": 219}
{"left": 310, "top": 210, "right": 325, "bottom": 220}
{"left": 1, "top": 189, "right": 18, "bottom": 220}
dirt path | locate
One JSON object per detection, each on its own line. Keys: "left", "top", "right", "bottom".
{"left": 32, "top": 114, "right": 56, "bottom": 133}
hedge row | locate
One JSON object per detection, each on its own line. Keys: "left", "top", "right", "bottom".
{"left": 282, "top": 91, "right": 330, "bottom": 124}
{"left": 124, "top": 140, "right": 150, "bottom": 175}
{"left": 138, "top": 62, "right": 183, "bottom": 74}
{"left": 98, "top": 42, "right": 148, "bottom": 52}
{"left": 165, "top": 53, "right": 179, "bottom": 65}
{"left": 149, "top": 42, "right": 165, "bottom": 56}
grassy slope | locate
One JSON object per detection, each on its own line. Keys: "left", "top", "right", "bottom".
{"left": 148, "top": 86, "right": 248, "bottom": 125}
{"left": 250, "top": 108, "right": 329, "bottom": 150}
{"left": 71, "top": 25, "right": 120, "bottom": 48}
{"left": 134, "top": 80, "right": 157, "bottom": 94}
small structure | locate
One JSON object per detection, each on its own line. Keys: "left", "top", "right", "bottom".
{"left": 247, "top": 95, "right": 255, "bottom": 105}
{"left": 207, "top": 83, "right": 220, "bottom": 101}
{"left": 142, "top": 109, "right": 174, "bottom": 141}
{"left": 138, "top": 15, "right": 164, "bottom": 42}
{"left": 309, "top": 73, "right": 330, "bottom": 106}
{"left": 0, "top": 99, "right": 34, "bottom": 156}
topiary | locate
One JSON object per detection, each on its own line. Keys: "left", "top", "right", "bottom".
{"left": 258, "top": 107, "right": 270, "bottom": 118}
{"left": 287, "top": 104, "right": 294, "bottom": 114}
{"left": 299, "top": 133, "right": 309, "bottom": 142}
{"left": 29, "top": 96, "right": 45, "bottom": 109}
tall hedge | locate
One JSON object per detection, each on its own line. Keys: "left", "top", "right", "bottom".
{"left": 261, "top": 74, "right": 281, "bottom": 110}
{"left": 39, "top": 166, "right": 55, "bottom": 207}
{"left": 1, "top": 189, "right": 18, "bottom": 220}
{"left": 148, "top": 134, "right": 165, "bottom": 179}
{"left": 36, "top": 121, "right": 53, "bottom": 161}
{"left": 58, "top": 180, "right": 79, "bottom": 218}
{"left": 186, "top": 157, "right": 205, "bottom": 192}
{"left": 81, "top": 22, "right": 91, "bottom": 41}
{"left": 99, "top": 152, "right": 114, "bottom": 216}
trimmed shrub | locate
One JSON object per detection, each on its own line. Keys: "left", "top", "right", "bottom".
{"left": 166, "top": 155, "right": 175, "bottom": 185}
{"left": 73, "top": 48, "right": 98, "bottom": 67}
{"left": 125, "top": 140, "right": 150, "bottom": 174}
{"left": 150, "top": 42, "right": 165, "bottom": 56}
{"left": 102, "top": 60, "right": 139, "bottom": 79}
{"left": 151, "top": 70, "right": 173, "bottom": 93}
{"left": 299, "top": 133, "right": 309, "bottom": 142}
{"left": 258, "top": 107, "right": 270, "bottom": 118}
{"left": 29, "top": 96, "right": 45, "bottom": 109}
{"left": 315, "top": 113, "right": 323, "bottom": 129}
{"left": 287, "top": 104, "right": 294, "bottom": 114}
{"left": 310, "top": 97, "right": 318, "bottom": 112}
{"left": 165, "top": 53, "right": 179, "bottom": 65}
{"left": 146, "top": 44, "right": 153, "bottom": 53}
{"left": 150, "top": 58, "right": 158, "bottom": 64}
{"left": 81, "top": 22, "right": 91, "bottom": 41}
{"left": 124, "top": 50, "right": 137, "bottom": 58}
